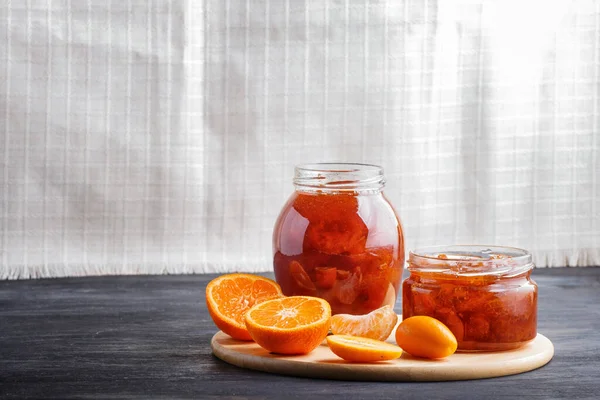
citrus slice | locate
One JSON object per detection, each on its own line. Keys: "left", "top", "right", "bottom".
{"left": 289, "top": 261, "right": 317, "bottom": 293}
{"left": 395, "top": 315, "right": 458, "bottom": 359}
{"left": 326, "top": 335, "right": 403, "bottom": 362}
{"left": 330, "top": 305, "right": 398, "bottom": 341}
{"left": 244, "top": 296, "right": 331, "bottom": 355}
{"left": 206, "top": 273, "right": 283, "bottom": 341}
{"left": 334, "top": 267, "right": 362, "bottom": 305}
{"left": 314, "top": 267, "right": 337, "bottom": 289}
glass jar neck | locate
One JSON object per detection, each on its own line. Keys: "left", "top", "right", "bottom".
{"left": 293, "top": 163, "right": 385, "bottom": 194}
{"left": 408, "top": 245, "right": 534, "bottom": 278}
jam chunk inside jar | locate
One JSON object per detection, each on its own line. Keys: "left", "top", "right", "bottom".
{"left": 273, "top": 163, "right": 405, "bottom": 315}
{"left": 402, "top": 245, "right": 538, "bottom": 351}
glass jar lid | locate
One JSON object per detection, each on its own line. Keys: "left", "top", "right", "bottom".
{"left": 408, "top": 245, "right": 534, "bottom": 278}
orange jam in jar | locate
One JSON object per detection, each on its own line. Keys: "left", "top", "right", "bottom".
{"left": 402, "top": 245, "right": 537, "bottom": 351}
{"left": 273, "top": 163, "right": 405, "bottom": 315}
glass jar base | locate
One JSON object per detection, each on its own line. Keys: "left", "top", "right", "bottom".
{"left": 456, "top": 338, "right": 536, "bottom": 352}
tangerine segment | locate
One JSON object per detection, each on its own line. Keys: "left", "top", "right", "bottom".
{"left": 206, "top": 273, "right": 283, "bottom": 341}
{"left": 289, "top": 261, "right": 317, "bottom": 293}
{"left": 330, "top": 305, "right": 398, "bottom": 341}
{"left": 315, "top": 267, "right": 337, "bottom": 289}
{"left": 327, "top": 335, "right": 403, "bottom": 363}
{"left": 395, "top": 316, "right": 457, "bottom": 359}
{"left": 244, "top": 296, "right": 331, "bottom": 355}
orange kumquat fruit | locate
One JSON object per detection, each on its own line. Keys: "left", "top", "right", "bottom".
{"left": 395, "top": 315, "right": 457, "bottom": 359}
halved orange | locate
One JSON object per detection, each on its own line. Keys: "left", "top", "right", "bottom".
{"left": 206, "top": 273, "right": 283, "bottom": 341}
{"left": 330, "top": 305, "right": 398, "bottom": 341}
{"left": 327, "top": 335, "right": 403, "bottom": 362}
{"left": 244, "top": 296, "right": 331, "bottom": 355}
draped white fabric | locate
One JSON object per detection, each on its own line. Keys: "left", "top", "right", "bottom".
{"left": 1, "top": 1, "right": 599, "bottom": 279}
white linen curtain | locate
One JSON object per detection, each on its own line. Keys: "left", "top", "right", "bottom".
{"left": 1, "top": 0, "right": 599, "bottom": 279}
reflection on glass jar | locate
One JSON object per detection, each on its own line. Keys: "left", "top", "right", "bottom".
{"left": 403, "top": 245, "right": 538, "bottom": 351}
{"left": 273, "top": 163, "right": 405, "bottom": 315}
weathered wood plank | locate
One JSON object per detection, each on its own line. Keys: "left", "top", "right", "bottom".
{"left": 1, "top": 268, "right": 599, "bottom": 399}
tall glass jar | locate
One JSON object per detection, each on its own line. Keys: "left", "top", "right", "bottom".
{"left": 402, "top": 245, "right": 538, "bottom": 351}
{"left": 273, "top": 163, "right": 405, "bottom": 315}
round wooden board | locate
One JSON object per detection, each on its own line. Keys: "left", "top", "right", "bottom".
{"left": 211, "top": 332, "right": 554, "bottom": 382}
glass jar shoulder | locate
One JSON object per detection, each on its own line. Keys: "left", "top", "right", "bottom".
{"left": 273, "top": 191, "right": 401, "bottom": 254}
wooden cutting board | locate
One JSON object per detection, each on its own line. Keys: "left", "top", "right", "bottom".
{"left": 211, "top": 332, "right": 554, "bottom": 382}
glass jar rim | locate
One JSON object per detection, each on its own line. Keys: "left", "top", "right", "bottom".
{"left": 408, "top": 245, "right": 534, "bottom": 277}
{"left": 293, "top": 163, "right": 385, "bottom": 192}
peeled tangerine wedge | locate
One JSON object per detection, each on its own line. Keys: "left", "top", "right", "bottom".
{"left": 330, "top": 305, "right": 398, "bottom": 341}
{"left": 327, "top": 335, "right": 403, "bottom": 363}
{"left": 244, "top": 296, "right": 331, "bottom": 355}
{"left": 205, "top": 273, "right": 283, "bottom": 341}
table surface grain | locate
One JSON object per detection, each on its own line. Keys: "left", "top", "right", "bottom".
{"left": 1, "top": 268, "right": 600, "bottom": 399}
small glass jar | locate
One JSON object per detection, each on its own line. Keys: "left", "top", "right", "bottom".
{"left": 402, "top": 245, "right": 537, "bottom": 351}
{"left": 273, "top": 163, "right": 405, "bottom": 315}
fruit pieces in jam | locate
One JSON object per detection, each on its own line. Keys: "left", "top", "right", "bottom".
{"left": 273, "top": 192, "right": 403, "bottom": 315}
{"left": 402, "top": 254, "right": 537, "bottom": 351}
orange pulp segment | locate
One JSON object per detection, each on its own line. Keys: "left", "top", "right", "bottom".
{"left": 330, "top": 305, "right": 398, "bottom": 341}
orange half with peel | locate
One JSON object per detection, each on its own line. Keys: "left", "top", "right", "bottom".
{"left": 206, "top": 273, "right": 283, "bottom": 341}
{"left": 327, "top": 335, "right": 403, "bottom": 363}
{"left": 244, "top": 296, "right": 331, "bottom": 355}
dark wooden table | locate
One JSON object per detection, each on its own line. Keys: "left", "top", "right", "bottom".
{"left": 1, "top": 268, "right": 600, "bottom": 399}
